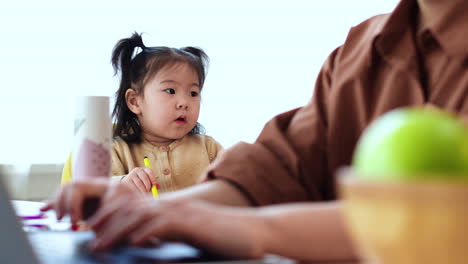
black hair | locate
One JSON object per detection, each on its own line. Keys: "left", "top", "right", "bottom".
{"left": 111, "top": 32, "right": 209, "bottom": 143}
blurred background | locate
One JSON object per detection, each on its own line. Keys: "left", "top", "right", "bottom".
{"left": 0, "top": 0, "right": 399, "bottom": 200}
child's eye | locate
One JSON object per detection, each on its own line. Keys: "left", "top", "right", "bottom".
{"left": 190, "top": 91, "right": 199, "bottom": 97}
{"left": 164, "top": 88, "right": 176, "bottom": 94}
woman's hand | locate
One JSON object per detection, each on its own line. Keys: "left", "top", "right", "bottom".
{"left": 40, "top": 178, "right": 138, "bottom": 224}
{"left": 121, "top": 167, "right": 159, "bottom": 193}
{"left": 87, "top": 197, "right": 270, "bottom": 259}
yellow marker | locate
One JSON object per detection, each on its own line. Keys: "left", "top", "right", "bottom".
{"left": 144, "top": 156, "right": 159, "bottom": 197}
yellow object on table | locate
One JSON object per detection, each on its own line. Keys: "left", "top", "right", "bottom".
{"left": 61, "top": 152, "right": 73, "bottom": 184}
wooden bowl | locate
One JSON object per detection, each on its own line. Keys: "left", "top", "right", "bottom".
{"left": 338, "top": 168, "right": 468, "bottom": 264}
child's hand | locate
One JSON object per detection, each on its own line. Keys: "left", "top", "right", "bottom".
{"left": 121, "top": 167, "right": 159, "bottom": 193}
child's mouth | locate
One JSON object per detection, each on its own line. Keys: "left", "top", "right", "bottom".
{"left": 175, "top": 116, "right": 187, "bottom": 124}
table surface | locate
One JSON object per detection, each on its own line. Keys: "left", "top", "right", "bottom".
{"left": 13, "top": 200, "right": 71, "bottom": 231}
{"left": 12, "top": 200, "right": 360, "bottom": 264}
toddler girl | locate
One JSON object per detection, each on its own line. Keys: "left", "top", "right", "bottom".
{"left": 62, "top": 32, "right": 223, "bottom": 194}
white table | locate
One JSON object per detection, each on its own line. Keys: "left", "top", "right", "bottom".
{"left": 12, "top": 200, "right": 71, "bottom": 231}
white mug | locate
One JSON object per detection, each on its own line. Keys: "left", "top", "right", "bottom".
{"left": 73, "top": 96, "right": 112, "bottom": 180}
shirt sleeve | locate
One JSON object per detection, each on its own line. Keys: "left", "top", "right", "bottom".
{"left": 205, "top": 136, "right": 224, "bottom": 163}
{"left": 111, "top": 141, "right": 127, "bottom": 176}
{"left": 202, "top": 47, "right": 341, "bottom": 206}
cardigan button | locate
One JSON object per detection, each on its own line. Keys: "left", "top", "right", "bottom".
{"left": 160, "top": 146, "right": 169, "bottom": 152}
{"left": 163, "top": 168, "right": 171, "bottom": 175}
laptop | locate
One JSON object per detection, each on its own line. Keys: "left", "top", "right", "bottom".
{"left": 0, "top": 175, "right": 289, "bottom": 264}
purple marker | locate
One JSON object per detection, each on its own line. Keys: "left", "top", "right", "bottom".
{"left": 26, "top": 224, "right": 49, "bottom": 229}
{"left": 20, "top": 213, "right": 47, "bottom": 220}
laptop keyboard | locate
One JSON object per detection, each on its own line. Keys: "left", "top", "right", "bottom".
{"left": 28, "top": 231, "right": 97, "bottom": 264}
{"left": 27, "top": 231, "right": 209, "bottom": 264}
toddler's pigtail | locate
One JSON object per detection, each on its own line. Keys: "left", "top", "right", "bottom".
{"left": 111, "top": 32, "right": 146, "bottom": 142}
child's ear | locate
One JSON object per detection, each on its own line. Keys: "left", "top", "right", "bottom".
{"left": 125, "top": 89, "right": 142, "bottom": 115}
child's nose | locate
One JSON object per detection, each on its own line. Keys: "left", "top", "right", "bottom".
{"left": 176, "top": 100, "right": 188, "bottom": 110}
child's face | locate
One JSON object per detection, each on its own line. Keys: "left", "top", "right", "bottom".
{"left": 136, "top": 62, "right": 201, "bottom": 143}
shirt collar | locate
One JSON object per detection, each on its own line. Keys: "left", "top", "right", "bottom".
{"left": 374, "top": 0, "right": 419, "bottom": 71}
{"left": 142, "top": 135, "right": 187, "bottom": 152}
{"left": 374, "top": 0, "right": 468, "bottom": 61}
{"left": 418, "top": 0, "right": 468, "bottom": 57}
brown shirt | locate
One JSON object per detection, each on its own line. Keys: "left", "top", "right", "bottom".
{"left": 203, "top": 0, "right": 468, "bottom": 206}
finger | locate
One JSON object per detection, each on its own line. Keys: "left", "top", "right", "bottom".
{"left": 45, "top": 186, "right": 65, "bottom": 218}
{"left": 144, "top": 168, "right": 158, "bottom": 186}
{"left": 54, "top": 186, "right": 68, "bottom": 220}
{"left": 39, "top": 186, "right": 64, "bottom": 212}
{"left": 129, "top": 204, "right": 184, "bottom": 245}
{"left": 92, "top": 197, "right": 161, "bottom": 250}
{"left": 132, "top": 174, "right": 148, "bottom": 193}
{"left": 40, "top": 202, "right": 53, "bottom": 212}
{"left": 131, "top": 200, "right": 215, "bottom": 246}
{"left": 137, "top": 169, "right": 152, "bottom": 191}
{"left": 130, "top": 220, "right": 166, "bottom": 245}
{"left": 130, "top": 216, "right": 182, "bottom": 245}
{"left": 88, "top": 195, "right": 131, "bottom": 230}
{"left": 67, "top": 188, "right": 83, "bottom": 224}
{"left": 91, "top": 209, "right": 154, "bottom": 251}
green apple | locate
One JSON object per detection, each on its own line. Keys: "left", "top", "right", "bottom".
{"left": 353, "top": 108, "right": 468, "bottom": 181}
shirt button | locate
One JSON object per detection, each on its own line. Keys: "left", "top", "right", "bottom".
{"left": 163, "top": 168, "right": 171, "bottom": 175}
{"left": 160, "top": 146, "right": 169, "bottom": 152}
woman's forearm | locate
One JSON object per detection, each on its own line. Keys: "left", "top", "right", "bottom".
{"left": 258, "top": 201, "right": 359, "bottom": 261}
{"left": 160, "top": 182, "right": 357, "bottom": 261}
{"left": 160, "top": 180, "right": 253, "bottom": 206}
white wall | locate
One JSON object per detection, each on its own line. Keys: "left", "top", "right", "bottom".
{"left": 0, "top": 0, "right": 399, "bottom": 166}
{"left": 0, "top": 164, "right": 62, "bottom": 200}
